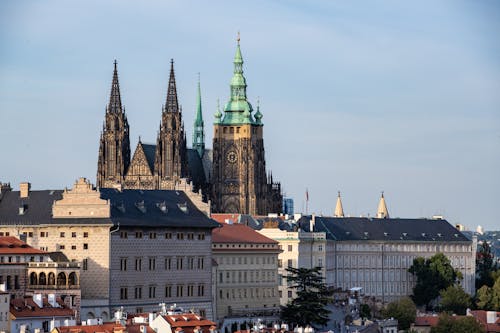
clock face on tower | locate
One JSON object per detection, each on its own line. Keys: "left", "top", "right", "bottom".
{"left": 227, "top": 151, "right": 238, "bottom": 163}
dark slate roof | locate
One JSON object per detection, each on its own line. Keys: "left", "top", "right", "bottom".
{"left": 187, "top": 149, "right": 207, "bottom": 187}
{"left": 0, "top": 189, "right": 218, "bottom": 229}
{"left": 48, "top": 252, "right": 70, "bottom": 262}
{"left": 100, "top": 188, "right": 219, "bottom": 228}
{"left": 140, "top": 143, "right": 157, "bottom": 172}
{"left": 297, "top": 216, "right": 470, "bottom": 242}
{"left": 0, "top": 190, "right": 107, "bottom": 226}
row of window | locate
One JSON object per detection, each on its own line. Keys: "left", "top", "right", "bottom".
{"left": 120, "top": 231, "right": 206, "bottom": 240}
{"left": 120, "top": 284, "right": 205, "bottom": 300}
{"left": 120, "top": 256, "right": 205, "bottom": 271}
{"left": 214, "top": 243, "right": 275, "bottom": 249}
{"left": 219, "top": 270, "right": 276, "bottom": 284}
{"left": 219, "top": 287, "right": 277, "bottom": 300}
{"left": 40, "top": 232, "right": 89, "bottom": 238}
{"left": 0, "top": 255, "right": 44, "bottom": 263}
{"left": 216, "top": 255, "right": 276, "bottom": 266}
{"left": 57, "top": 244, "right": 89, "bottom": 250}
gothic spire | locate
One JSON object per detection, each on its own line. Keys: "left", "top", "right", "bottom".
{"left": 334, "top": 191, "right": 345, "bottom": 218}
{"left": 193, "top": 74, "right": 205, "bottom": 158}
{"left": 108, "top": 60, "right": 122, "bottom": 114}
{"left": 165, "top": 59, "right": 179, "bottom": 113}
{"left": 376, "top": 191, "right": 389, "bottom": 219}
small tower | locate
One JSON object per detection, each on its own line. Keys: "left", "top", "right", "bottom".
{"left": 192, "top": 74, "right": 205, "bottom": 158}
{"left": 376, "top": 191, "right": 389, "bottom": 219}
{"left": 334, "top": 191, "right": 345, "bottom": 218}
{"left": 97, "top": 60, "right": 131, "bottom": 188}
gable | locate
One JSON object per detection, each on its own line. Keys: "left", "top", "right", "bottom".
{"left": 127, "top": 143, "right": 155, "bottom": 177}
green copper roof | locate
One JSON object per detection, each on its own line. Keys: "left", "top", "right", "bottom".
{"left": 193, "top": 76, "right": 205, "bottom": 157}
{"left": 217, "top": 37, "right": 261, "bottom": 126}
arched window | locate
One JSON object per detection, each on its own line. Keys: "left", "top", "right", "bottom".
{"left": 30, "top": 272, "right": 37, "bottom": 285}
{"left": 39, "top": 272, "right": 47, "bottom": 285}
{"left": 68, "top": 272, "right": 78, "bottom": 286}
{"left": 48, "top": 272, "right": 55, "bottom": 286}
{"left": 57, "top": 272, "right": 66, "bottom": 286}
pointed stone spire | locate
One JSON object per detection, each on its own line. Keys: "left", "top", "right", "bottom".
{"left": 108, "top": 59, "right": 122, "bottom": 114}
{"left": 165, "top": 59, "right": 179, "bottom": 113}
{"left": 193, "top": 74, "right": 205, "bottom": 158}
{"left": 376, "top": 191, "right": 389, "bottom": 219}
{"left": 334, "top": 191, "right": 345, "bottom": 217}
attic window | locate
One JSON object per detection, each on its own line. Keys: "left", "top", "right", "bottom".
{"left": 402, "top": 232, "right": 408, "bottom": 237}
{"left": 437, "top": 233, "right": 442, "bottom": 238}
{"left": 135, "top": 200, "right": 146, "bottom": 214}
{"left": 345, "top": 231, "right": 350, "bottom": 235}
{"left": 454, "top": 233, "right": 459, "bottom": 238}
{"left": 421, "top": 233, "right": 426, "bottom": 237}
{"left": 156, "top": 201, "right": 168, "bottom": 214}
{"left": 383, "top": 232, "right": 389, "bottom": 237}
{"left": 19, "top": 203, "right": 27, "bottom": 215}
{"left": 177, "top": 202, "right": 188, "bottom": 214}
{"left": 364, "top": 232, "right": 369, "bottom": 236}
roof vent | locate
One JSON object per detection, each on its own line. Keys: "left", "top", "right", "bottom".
{"left": 177, "top": 202, "right": 188, "bottom": 214}
{"left": 454, "top": 233, "right": 459, "bottom": 238}
{"left": 135, "top": 200, "right": 146, "bottom": 214}
{"left": 402, "top": 232, "right": 408, "bottom": 237}
{"left": 384, "top": 232, "right": 388, "bottom": 237}
{"left": 421, "top": 233, "right": 426, "bottom": 237}
{"left": 345, "top": 231, "right": 351, "bottom": 236}
{"left": 437, "top": 233, "right": 442, "bottom": 238}
{"left": 156, "top": 201, "right": 168, "bottom": 214}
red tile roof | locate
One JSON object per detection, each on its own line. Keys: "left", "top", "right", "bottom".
{"left": 161, "top": 313, "right": 216, "bottom": 333}
{"left": 10, "top": 297, "right": 74, "bottom": 319}
{"left": 212, "top": 223, "right": 277, "bottom": 244}
{"left": 210, "top": 214, "right": 241, "bottom": 224}
{"left": 414, "top": 316, "right": 440, "bottom": 327}
{"left": 54, "top": 323, "right": 126, "bottom": 333}
{"left": 0, "top": 236, "right": 46, "bottom": 254}
{"left": 471, "top": 310, "right": 500, "bottom": 332}
{"left": 126, "top": 323, "right": 156, "bottom": 333}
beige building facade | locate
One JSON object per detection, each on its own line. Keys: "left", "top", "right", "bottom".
{"left": 0, "top": 178, "right": 218, "bottom": 321}
{"left": 212, "top": 223, "right": 281, "bottom": 320}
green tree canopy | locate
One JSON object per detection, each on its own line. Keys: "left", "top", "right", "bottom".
{"left": 382, "top": 296, "right": 416, "bottom": 330}
{"left": 476, "top": 275, "right": 500, "bottom": 311}
{"left": 439, "top": 285, "right": 472, "bottom": 315}
{"left": 408, "top": 253, "right": 460, "bottom": 308}
{"left": 430, "top": 313, "right": 483, "bottom": 333}
{"left": 476, "top": 240, "right": 495, "bottom": 289}
{"left": 280, "top": 267, "right": 332, "bottom": 328}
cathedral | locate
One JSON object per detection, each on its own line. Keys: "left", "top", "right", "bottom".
{"left": 96, "top": 39, "right": 282, "bottom": 215}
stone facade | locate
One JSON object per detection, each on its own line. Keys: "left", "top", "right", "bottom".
{"left": 257, "top": 228, "right": 328, "bottom": 306}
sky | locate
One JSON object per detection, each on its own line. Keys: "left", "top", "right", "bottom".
{"left": 0, "top": 1, "right": 499, "bottom": 230}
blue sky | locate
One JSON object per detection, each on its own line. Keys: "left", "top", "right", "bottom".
{"left": 1, "top": 1, "right": 499, "bottom": 230}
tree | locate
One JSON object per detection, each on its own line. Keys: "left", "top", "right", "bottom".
{"left": 360, "top": 303, "right": 371, "bottom": 319}
{"left": 476, "top": 275, "right": 500, "bottom": 311}
{"left": 430, "top": 313, "right": 483, "bottom": 333}
{"left": 280, "top": 267, "right": 332, "bottom": 328}
{"left": 408, "top": 253, "right": 460, "bottom": 308}
{"left": 476, "top": 240, "right": 495, "bottom": 289}
{"left": 439, "top": 285, "right": 472, "bottom": 315}
{"left": 382, "top": 296, "right": 416, "bottom": 330}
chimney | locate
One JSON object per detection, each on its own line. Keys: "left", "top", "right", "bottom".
{"left": 20, "top": 182, "right": 31, "bottom": 198}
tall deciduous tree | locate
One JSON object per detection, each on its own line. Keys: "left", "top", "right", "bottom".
{"left": 430, "top": 313, "right": 483, "bottom": 333}
{"left": 476, "top": 240, "right": 495, "bottom": 289}
{"left": 408, "top": 253, "right": 460, "bottom": 308}
{"left": 280, "top": 267, "right": 332, "bottom": 328}
{"left": 476, "top": 275, "right": 500, "bottom": 311}
{"left": 382, "top": 297, "right": 416, "bottom": 330}
{"left": 439, "top": 285, "right": 472, "bottom": 315}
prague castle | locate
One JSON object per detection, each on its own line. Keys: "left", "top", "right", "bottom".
{"left": 97, "top": 39, "right": 282, "bottom": 215}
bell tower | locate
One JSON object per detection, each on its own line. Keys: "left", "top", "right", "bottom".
{"left": 211, "top": 36, "right": 274, "bottom": 215}
{"left": 97, "top": 60, "right": 131, "bottom": 188}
